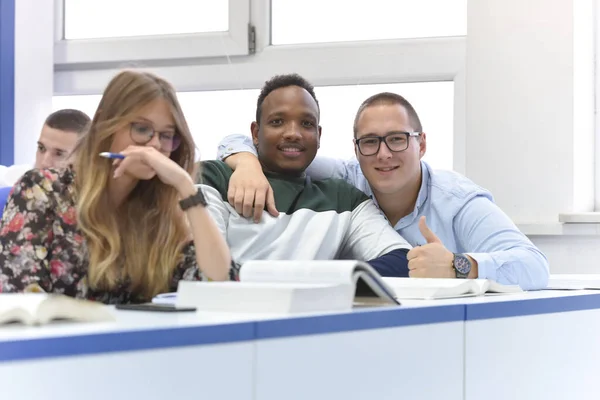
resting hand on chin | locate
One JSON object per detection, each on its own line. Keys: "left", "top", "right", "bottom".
{"left": 112, "top": 146, "right": 194, "bottom": 196}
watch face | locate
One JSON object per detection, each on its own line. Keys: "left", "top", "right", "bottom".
{"left": 454, "top": 254, "right": 471, "bottom": 274}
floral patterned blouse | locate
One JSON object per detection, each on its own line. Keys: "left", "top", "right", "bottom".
{"left": 0, "top": 168, "right": 236, "bottom": 304}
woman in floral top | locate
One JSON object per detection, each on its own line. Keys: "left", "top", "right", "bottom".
{"left": 0, "top": 70, "right": 236, "bottom": 304}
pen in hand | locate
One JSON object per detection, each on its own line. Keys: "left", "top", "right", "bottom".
{"left": 99, "top": 152, "right": 125, "bottom": 160}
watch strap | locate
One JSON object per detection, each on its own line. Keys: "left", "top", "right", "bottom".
{"left": 179, "top": 188, "right": 207, "bottom": 211}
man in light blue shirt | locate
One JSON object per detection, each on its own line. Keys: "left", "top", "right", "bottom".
{"left": 216, "top": 92, "right": 549, "bottom": 290}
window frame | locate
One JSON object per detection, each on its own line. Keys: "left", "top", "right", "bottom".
{"left": 52, "top": 0, "right": 466, "bottom": 173}
{"left": 54, "top": 0, "right": 251, "bottom": 68}
{"left": 595, "top": 0, "right": 600, "bottom": 211}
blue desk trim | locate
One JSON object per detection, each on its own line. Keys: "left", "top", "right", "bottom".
{"left": 466, "top": 293, "right": 600, "bottom": 321}
{"left": 2, "top": 293, "right": 600, "bottom": 363}
{"left": 0, "top": 322, "right": 255, "bottom": 363}
{"left": 255, "top": 304, "right": 465, "bottom": 340}
{"left": 0, "top": 0, "right": 14, "bottom": 166}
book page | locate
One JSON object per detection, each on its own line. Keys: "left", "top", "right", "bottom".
{"left": 353, "top": 263, "right": 399, "bottom": 304}
{"left": 475, "top": 280, "right": 522, "bottom": 294}
{"left": 383, "top": 278, "right": 471, "bottom": 289}
{"left": 382, "top": 278, "right": 476, "bottom": 299}
{"left": 36, "top": 295, "right": 115, "bottom": 325}
{"left": 0, "top": 294, "right": 115, "bottom": 326}
{"left": 0, "top": 293, "right": 47, "bottom": 315}
{"left": 240, "top": 260, "right": 359, "bottom": 285}
{"left": 0, "top": 293, "right": 48, "bottom": 324}
{"left": 355, "top": 272, "right": 398, "bottom": 304}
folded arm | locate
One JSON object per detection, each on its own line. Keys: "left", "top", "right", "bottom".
{"left": 456, "top": 196, "right": 550, "bottom": 290}
{"left": 181, "top": 186, "right": 232, "bottom": 281}
{"left": 185, "top": 182, "right": 239, "bottom": 280}
{"left": 175, "top": 159, "right": 238, "bottom": 282}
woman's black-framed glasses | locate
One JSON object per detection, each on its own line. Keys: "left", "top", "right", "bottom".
{"left": 354, "top": 131, "right": 421, "bottom": 156}
{"left": 130, "top": 122, "right": 182, "bottom": 152}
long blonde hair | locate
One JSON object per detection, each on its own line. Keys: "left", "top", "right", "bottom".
{"left": 74, "top": 70, "right": 195, "bottom": 300}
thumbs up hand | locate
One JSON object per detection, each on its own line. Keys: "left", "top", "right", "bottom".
{"left": 407, "top": 216, "right": 455, "bottom": 278}
{"left": 418, "top": 215, "right": 442, "bottom": 244}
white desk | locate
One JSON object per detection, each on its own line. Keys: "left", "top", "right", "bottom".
{"left": 1, "top": 291, "right": 599, "bottom": 400}
{"left": 253, "top": 304, "right": 465, "bottom": 400}
{"left": 464, "top": 291, "right": 600, "bottom": 400}
{"left": 404, "top": 290, "right": 600, "bottom": 400}
{"left": 0, "top": 303, "right": 465, "bottom": 400}
{"left": 0, "top": 311, "right": 257, "bottom": 400}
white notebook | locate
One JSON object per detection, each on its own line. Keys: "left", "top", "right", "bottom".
{"left": 382, "top": 278, "right": 522, "bottom": 300}
{"left": 0, "top": 293, "right": 115, "bottom": 326}
{"left": 175, "top": 260, "right": 399, "bottom": 314}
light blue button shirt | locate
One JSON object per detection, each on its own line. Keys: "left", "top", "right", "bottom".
{"left": 218, "top": 134, "right": 550, "bottom": 290}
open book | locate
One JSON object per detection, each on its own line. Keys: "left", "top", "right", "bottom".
{"left": 176, "top": 260, "right": 399, "bottom": 314}
{"left": 0, "top": 293, "right": 115, "bottom": 326}
{"left": 382, "top": 278, "right": 522, "bottom": 300}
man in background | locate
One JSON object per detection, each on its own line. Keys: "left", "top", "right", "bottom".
{"left": 0, "top": 108, "right": 90, "bottom": 214}
{"left": 35, "top": 108, "right": 91, "bottom": 171}
{"left": 0, "top": 108, "right": 90, "bottom": 187}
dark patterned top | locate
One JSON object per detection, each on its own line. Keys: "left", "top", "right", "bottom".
{"left": 0, "top": 168, "right": 237, "bottom": 304}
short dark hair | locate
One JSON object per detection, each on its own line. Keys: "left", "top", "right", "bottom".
{"left": 353, "top": 92, "right": 423, "bottom": 136}
{"left": 44, "top": 109, "right": 91, "bottom": 135}
{"left": 255, "top": 73, "right": 320, "bottom": 123}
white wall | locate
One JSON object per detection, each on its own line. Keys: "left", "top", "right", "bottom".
{"left": 531, "top": 235, "right": 600, "bottom": 273}
{"left": 466, "top": 0, "right": 599, "bottom": 273}
{"left": 13, "top": 0, "right": 53, "bottom": 165}
{"left": 466, "top": 0, "right": 595, "bottom": 224}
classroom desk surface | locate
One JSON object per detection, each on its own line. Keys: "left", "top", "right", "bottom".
{"left": 402, "top": 290, "right": 600, "bottom": 310}
{"left": 1, "top": 290, "right": 599, "bottom": 400}
{"left": 1, "top": 289, "right": 599, "bottom": 359}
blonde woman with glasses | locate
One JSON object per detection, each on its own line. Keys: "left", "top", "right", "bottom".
{"left": 0, "top": 70, "right": 234, "bottom": 304}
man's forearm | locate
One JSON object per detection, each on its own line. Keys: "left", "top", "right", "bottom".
{"left": 223, "top": 152, "right": 260, "bottom": 170}
{"left": 467, "top": 248, "right": 549, "bottom": 290}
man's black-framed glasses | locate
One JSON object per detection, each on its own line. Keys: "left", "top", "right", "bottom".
{"left": 130, "top": 122, "right": 182, "bottom": 152}
{"left": 354, "top": 131, "right": 421, "bottom": 156}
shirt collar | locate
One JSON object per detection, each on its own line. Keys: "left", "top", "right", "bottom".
{"left": 415, "top": 160, "right": 430, "bottom": 211}
{"left": 263, "top": 169, "right": 307, "bottom": 185}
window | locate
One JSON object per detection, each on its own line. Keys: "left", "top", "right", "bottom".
{"left": 64, "top": 0, "right": 229, "bottom": 39}
{"left": 55, "top": 0, "right": 250, "bottom": 66}
{"left": 316, "top": 82, "right": 454, "bottom": 170}
{"left": 52, "top": 81, "right": 454, "bottom": 169}
{"left": 272, "top": 0, "right": 467, "bottom": 45}
{"left": 52, "top": 95, "right": 101, "bottom": 126}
